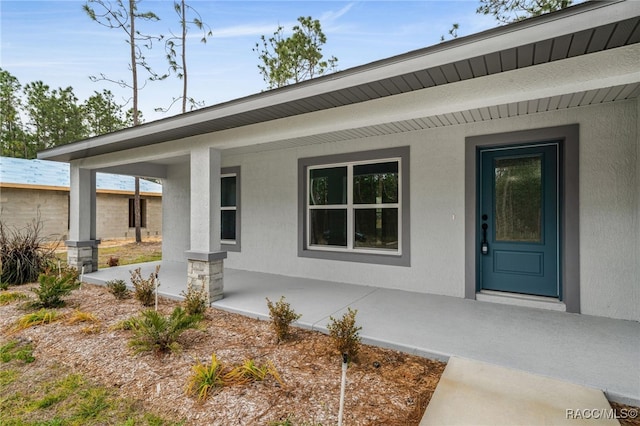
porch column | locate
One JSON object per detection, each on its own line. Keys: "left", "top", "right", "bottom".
{"left": 185, "top": 147, "right": 227, "bottom": 303}
{"left": 66, "top": 165, "right": 100, "bottom": 272}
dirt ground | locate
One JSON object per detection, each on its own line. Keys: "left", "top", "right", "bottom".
{"left": 0, "top": 282, "right": 446, "bottom": 425}
{"left": 9, "top": 239, "right": 638, "bottom": 425}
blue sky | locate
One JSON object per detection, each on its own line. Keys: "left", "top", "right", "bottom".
{"left": 1, "top": 1, "right": 496, "bottom": 122}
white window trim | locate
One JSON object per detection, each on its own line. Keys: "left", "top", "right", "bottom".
{"left": 306, "top": 157, "right": 402, "bottom": 256}
{"left": 298, "top": 146, "right": 410, "bottom": 267}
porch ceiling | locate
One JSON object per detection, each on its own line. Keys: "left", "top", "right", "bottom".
{"left": 223, "top": 82, "right": 640, "bottom": 155}
{"left": 38, "top": 1, "right": 640, "bottom": 162}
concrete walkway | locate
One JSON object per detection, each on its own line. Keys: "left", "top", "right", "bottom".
{"left": 421, "top": 357, "right": 621, "bottom": 425}
{"left": 84, "top": 261, "right": 640, "bottom": 411}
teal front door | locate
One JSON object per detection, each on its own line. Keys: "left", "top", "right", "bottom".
{"left": 479, "top": 144, "right": 560, "bottom": 298}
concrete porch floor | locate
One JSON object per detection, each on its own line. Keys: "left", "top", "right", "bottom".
{"left": 83, "top": 260, "right": 640, "bottom": 408}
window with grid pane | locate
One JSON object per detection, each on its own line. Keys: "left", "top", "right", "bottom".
{"left": 221, "top": 173, "right": 237, "bottom": 243}
{"left": 307, "top": 159, "right": 400, "bottom": 254}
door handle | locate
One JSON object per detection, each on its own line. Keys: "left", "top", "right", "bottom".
{"left": 481, "top": 223, "right": 489, "bottom": 255}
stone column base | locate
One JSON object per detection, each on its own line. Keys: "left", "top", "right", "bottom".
{"left": 66, "top": 240, "right": 101, "bottom": 273}
{"left": 186, "top": 251, "right": 227, "bottom": 304}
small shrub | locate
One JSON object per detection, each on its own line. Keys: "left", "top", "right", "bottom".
{"left": 15, "top": 309, "right": 60, "bottom": 331}
{"left": 185, "top": 355, "right": 283, "bottom": 401}
{"left": 0, "top": 291, "right": 29, "bottom": 305}
{"left": 130, "top": 265, "right": 160, "bottom": 307}
{"left": 0, "top": 339, "right": 35, "bottom": 363}
{"left": 30, "top": 270, "right": 80, "bottom": 308}
{"left": 224, "top": 359, "right": 283, "bottom": 386}
{"left": 327, "top": 308, "right": 362, "bottom": 362}
{"left": 128, "top": 307, "right": 202, "bottom": 354}
{"left": 107, "top": 256, "right": 120, "bottom": 267}
{"left": 0, "top": 282, "right": 8, "bottom": 291}
{"left": 266, "top": 296, "right": 301, "bottom": 342}
{"left": 0, "top": 218, "right": 58, "bottom": 285}
{"left": 67, "top": 310, "right": 99, "bottom": 325}
{"left": 181, "top": 282, "right": 208, "bottom": 316}
{"left": 67, "top": 310, "right": 101, "bottom": 333}
{"left": 185, "top": 354, "right": 225, "bottom": 400}
{"left": 54, "top": 264, "right": 80, "bottom": 281}
{"left": 110, "top": 318, "right": 138, "bottom": 331}
{"left": 106, "top": 279, "right": 130, "bottom": 300}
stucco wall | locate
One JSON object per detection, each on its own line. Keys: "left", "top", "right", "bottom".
{"left": 219, "top": 99, "right": 638, "bottom": 322}
{"left": 0, "top": 187, "right": 162, "bottom": 242}
{"left": 162, "top": 162, "right": 190, "bottom": 262}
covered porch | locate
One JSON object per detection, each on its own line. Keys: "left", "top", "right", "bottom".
{"left": 83, "top": 260, "right": 640, "bottom": 407}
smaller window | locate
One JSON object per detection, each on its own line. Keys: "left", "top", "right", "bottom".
{"left": 221, "top": 174, "right": 236, "bottom": 242}
{"left": 128, "top": 198, "right": 147, "bottom": 228}
{"left": 220, "top": 167, "right": 241, "bottom": 251}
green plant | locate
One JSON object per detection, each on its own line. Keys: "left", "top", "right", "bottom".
{"left": 0, "top": 340, "right": 35, "bottom": 363}
{"left": 30, "top": 270, "right": 80, "bottom": 308}
{"left": 0, "top": 366, "right": 181, "bottom": 424}
{"left": 15, "top": 309, "right": 61, "bottom": 331}
{"left": 0, "top": 218, "right": 57, "bottom": 285}
{"left": 0, "top": 369, "right": 18, "bottom": 386}
{"left": 0, "top": 291, "right": 29, "bottom": 305}
{"left": 76, "top": 388, "right": 110, "bottom": 419}
{"left": 269, "top": 416, "right": 323, "bottom": 426}
{"left": 225, "top": 359, "right": 283, "bottom": 386}
{"left": 181, "top": 281, "right": 208, "bottom": 316}
{"left": 55, "top": 264, "right": 80, "bottom": 282}
{"left": 185, "top": 354, "right": 225, "bottom": 400}
{"left": 106, "top": 279, "right": 130, "bottom": 300}
{"left": 130, "top": 265, "right": 160, "bottom": 306}
{"left": 270, "top": 419, "right": 294, "bottom": 426}
{"left": 266, "top": 296, "right": 301, "bottom": 342}
{"left": 128, "top": 307, "right": 202, "bottom": 354}
{"left": 0, "top": 281, "right": 9, "bottom": 291}
{"left": 327, "top": 308, "right": 362, "bottom": 362}
{"left": 110, "top": 317, "right": 138, "bottom": 331}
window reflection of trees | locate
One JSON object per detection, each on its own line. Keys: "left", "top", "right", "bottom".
{"left": 308, "top": 161, "right": 400, "bottom": 251}
{"left": 494, "top": 156, "right": 542, "bottom": 242}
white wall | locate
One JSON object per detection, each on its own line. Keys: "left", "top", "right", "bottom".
{"left": 162, "top": 162, "right": 190, "bottom": 262}
{"left": 220, "top": 99, "right": 638, "bottom": 322}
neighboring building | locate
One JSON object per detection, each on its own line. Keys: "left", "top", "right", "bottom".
{"left": 0, "top": 157, "right": 162, "bottom": 241}
{"left": 39, "top": 2, "right": 639, "bottom": 323}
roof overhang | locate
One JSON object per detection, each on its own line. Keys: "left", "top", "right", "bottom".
{"left": 38, "top": 0, "right": 640, "bottom": 163}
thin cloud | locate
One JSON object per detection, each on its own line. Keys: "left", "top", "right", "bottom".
{"left": 320, "top": 2, "right": 355, "bottom": 23}
{"left": 210, "top": 3, "right": 356, "bottom": 40}
{"left": 211, "top": 23, "right": 284, "bottom": 38}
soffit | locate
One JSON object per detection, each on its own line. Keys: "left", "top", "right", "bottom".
{"left": 223, "top": 82, "right": 640, "bottom": 156}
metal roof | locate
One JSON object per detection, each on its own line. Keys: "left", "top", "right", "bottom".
{"left": 0, "top": 156, "right": 162, "bottom": 193}
{"left": 39, "top": 0, "right": 640, "bottom": 162}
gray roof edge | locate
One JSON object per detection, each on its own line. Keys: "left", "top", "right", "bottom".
{"left": 37, "top": 0, "right": 637, "bottom": 162}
